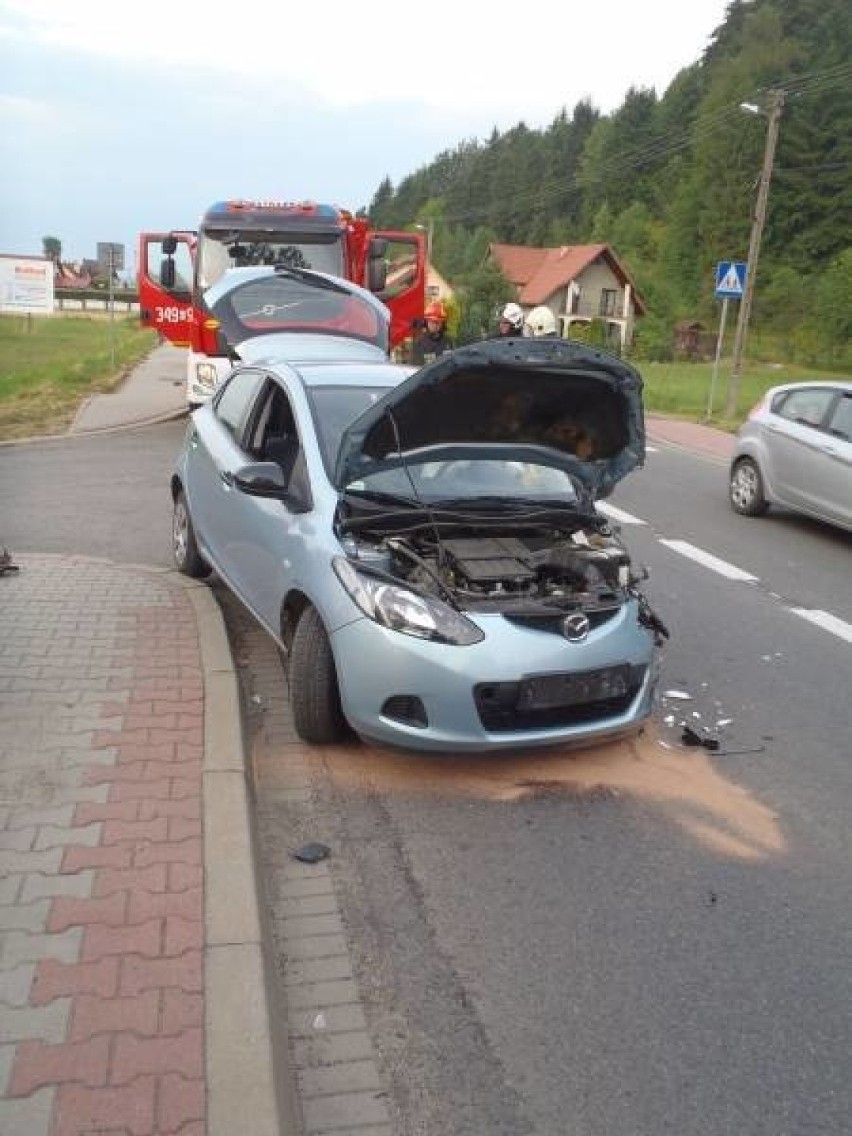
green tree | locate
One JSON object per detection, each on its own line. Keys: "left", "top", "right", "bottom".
{"left": 42, "top": 236, "right": 61, "bottom": 263}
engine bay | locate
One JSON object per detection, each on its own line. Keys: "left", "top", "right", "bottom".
{"left": 344, "top": 524, "right": 638, "bottom": 616}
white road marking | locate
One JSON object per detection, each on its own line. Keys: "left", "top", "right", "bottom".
{"left": 596, "top": 502, "right": 646, "bottom": 526}
{"left": 659, "top": 539, "right": 759, "bottom": 582}
{"left": 789, "top": 608, "right": 852, "bottom": 645}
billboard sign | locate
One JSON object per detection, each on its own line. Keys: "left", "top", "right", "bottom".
{"left": 0, "top": 254, "right": 55, "bottom": 315}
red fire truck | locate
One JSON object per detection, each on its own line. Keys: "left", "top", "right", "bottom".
{"left": 138, "top": 200, "right": 425, "bottom": 406}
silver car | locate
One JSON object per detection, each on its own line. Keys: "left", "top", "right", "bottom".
{"left": 172, "top": 266, "right": 665, "bottom": 752}
{"left": 729, "top": 380, "right": 852, "bottom": 532}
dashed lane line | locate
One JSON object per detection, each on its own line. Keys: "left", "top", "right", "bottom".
{"left": 596, "top": 502, "right": 646, "bottom": 526}
{"left": 658, "top": 539, "right": 759, "bottom": 583}
{"left": 788, "top": 608, "right": 852, "bottom": 646}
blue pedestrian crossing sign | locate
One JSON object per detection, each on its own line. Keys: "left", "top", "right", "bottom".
{"left": 715, "top": 261, "right": 747, "bottom": 299}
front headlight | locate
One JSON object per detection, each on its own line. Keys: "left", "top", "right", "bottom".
{"left": 333, "top": 558, "right": 483, "bottom": 646}
{"left": 195, "top": 363, "right": 218, "bottom": 389}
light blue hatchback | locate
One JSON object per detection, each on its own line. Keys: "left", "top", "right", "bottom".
{"left": 172, "top": 267, "right": 666, "bottom": 752}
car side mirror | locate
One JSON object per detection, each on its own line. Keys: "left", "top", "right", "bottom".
{"left": 232, "top": 462, "right": 309, "bottom": 511}
{"left": 160, "top": 258, "right": 176, "bottom": 289}
{"left": 162, "top": 235, "right": 178, "bottom": 255}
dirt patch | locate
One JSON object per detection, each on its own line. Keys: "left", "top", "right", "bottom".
{"left": 316, "top": 726, "right": 783, "bottom": 861}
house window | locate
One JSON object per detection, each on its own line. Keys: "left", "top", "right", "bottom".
{"left": 600, "top": 289, "right": 618, "bottom": 317}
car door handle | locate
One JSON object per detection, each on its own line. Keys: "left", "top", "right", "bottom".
{"left": 220, "top": 470, "right": 235, "bottom": 489}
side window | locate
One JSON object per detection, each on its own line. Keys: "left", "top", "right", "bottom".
{"left": 379, "top": 238, "right": 419, "bottom": 301}
{"left": 144, "top": 238, "right": 193, "bottom": 298}
{"left": 776, "top": 388, "right": 834, "bottom": 430}
{"left": 214, "top": 370, "right": 265, "bottom": 444}
{"left": 827, "top": 394, "right": 852, "bottom": 442}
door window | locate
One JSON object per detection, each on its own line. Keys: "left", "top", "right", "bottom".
{"left": 214, "top": 369, "right": 265, "bottom": 443}
{"left": 775, "top": 387, "right": 835, "bottom": 430}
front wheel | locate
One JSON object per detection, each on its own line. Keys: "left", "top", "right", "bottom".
{"left": 173, "top": 490, "right": 211, "bottom": 577}
{"left": 730, "top": 458, "right": 769, "bottom": 516}
{"left": 289, "top": 606, "right": 349, "bottom": 744}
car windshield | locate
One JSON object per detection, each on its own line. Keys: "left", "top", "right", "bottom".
{"left": 307, "top": 386, "right": 580, "bottom": 504}
{"left": 209, "top": 274, "right": 388, "bottom": 352}
{"left": 349, "top": 462, "right": 580, "bottom": 505}
{"left": 198, "top": 230, "right": 344, "bottom": 289}
{"left": 309, "top": 386, "right": 390, "bottom": 470}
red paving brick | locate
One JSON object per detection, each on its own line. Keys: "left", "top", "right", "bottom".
{"left": 9, "top": 1034, "right": 111, "bottom": 1095}
{"left": 128, "top": 886, "right": 202, "bottom": 924}
{"left": 161, "top": 989, "right": 204, "bottom": 1034}
{"left": 32, "top": 957, "right": 120, "bottom": 1003}
{"left": 158, "top": 1073, "right": 206, "bottom": 1131}
{"left": 120, "top": 951, "right": 203, "bottom": 996}
{"left": 94, "top": 863, "right": 169, "bottom": 898}
{"left": 134, "top": 837, "right": 202, "bottom": 868}
{"left": 164, "top": 916, "right": 204, "bottom": 956}
{"left": 82, "top": 918, "right": 163, "bottom": 961}
{"left": 48, "top": 891, "right": 128, "bottom": 932}
{"left": 54, "top": 1077, "right": 157, "bottom": 1136}
{"left": 111, "top": 1028, "right": 204, "bottom": 1083}
{"left": 70, "top": 991, "right": 161, "bottom": 1041}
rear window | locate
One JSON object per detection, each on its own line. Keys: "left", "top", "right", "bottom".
{"left": 209, "top": 271, "right": 388, "bottom": 354}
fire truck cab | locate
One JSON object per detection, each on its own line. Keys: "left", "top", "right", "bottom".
{"left": 138, "top": 200, "right": 425, "bottom": 406}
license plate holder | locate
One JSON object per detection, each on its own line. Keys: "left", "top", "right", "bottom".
{"left": 517, "top": 665, "right": 633, "bottom": 711}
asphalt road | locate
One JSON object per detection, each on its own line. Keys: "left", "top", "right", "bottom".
{"left": 3, "top": 423, "right": 851, "bottom": 1135}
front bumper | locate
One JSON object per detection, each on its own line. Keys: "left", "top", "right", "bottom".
{"left": 331, "top": 601, "right": 657, "bottom": 753}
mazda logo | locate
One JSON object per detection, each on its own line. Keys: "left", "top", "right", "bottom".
{"left": 562, "top": 613, "right": 590, "bottom": 641}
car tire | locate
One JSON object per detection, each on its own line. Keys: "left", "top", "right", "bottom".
{"left": 173, "top": 490, "right": 211, "bottom": 577}
{"left": 730, "top": 457, "right": 770, "bottom": 517}
{"left": 289, "top": 606, "right": 349, "bottom": 744}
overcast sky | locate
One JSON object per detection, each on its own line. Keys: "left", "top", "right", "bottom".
{"left": 1, "top": 0, "right": 731, "bottom": 268}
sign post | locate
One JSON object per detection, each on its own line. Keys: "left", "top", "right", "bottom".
{"left": 97, "top": 243, "right": 125, "bottom": 369}
{"left": 708, "top": 261, "right": 746, "bottom": 419}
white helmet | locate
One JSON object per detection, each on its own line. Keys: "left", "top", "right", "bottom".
{"left": 500, "top": 302, "right": 524, "bottom": 331}
{"left": 524, "top": 305, "right": 557, "bottom": 337}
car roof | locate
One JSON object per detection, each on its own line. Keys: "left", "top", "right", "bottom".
{"left": 767, "top": 379, "right": 852, "bottom": 397}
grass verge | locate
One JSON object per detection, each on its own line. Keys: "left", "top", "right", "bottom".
{"left": 640, "top": 357, "right": 848, "bottom": 432}
{"left": 0, "top": 314, "right": 157, "bottom": 440}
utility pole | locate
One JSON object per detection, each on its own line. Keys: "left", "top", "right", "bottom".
{"left": 725, "top": 88, "right": 785, "bottom": 418}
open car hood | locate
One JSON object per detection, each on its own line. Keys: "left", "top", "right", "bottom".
{"left": 334, "top": 338, "right": 645, "bottom": 497}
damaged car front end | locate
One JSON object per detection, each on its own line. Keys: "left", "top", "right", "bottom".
{"left": 322, "top": 337, "right": 667, "bottom": 750}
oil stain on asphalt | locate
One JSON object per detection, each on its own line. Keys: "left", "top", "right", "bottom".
{"left": 314, "top": 726, "right": 784, "bottom": 862}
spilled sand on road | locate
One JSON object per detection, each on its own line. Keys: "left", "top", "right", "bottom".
{"left": 317, "top": 727, "right": 783, "bottom": 861}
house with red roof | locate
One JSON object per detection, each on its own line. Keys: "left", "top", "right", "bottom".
{"left": 488, "top": 242, "right": 645, "bottom": 352}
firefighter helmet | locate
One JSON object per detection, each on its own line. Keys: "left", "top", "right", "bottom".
{"left": 424, "top": 301, "right": 447, "bottom": 322}
{"left": 500, "top": 302, "right": 524, "bottom": 331}
{"left": 524, "top": 305, "right": 557, "bottom": 337}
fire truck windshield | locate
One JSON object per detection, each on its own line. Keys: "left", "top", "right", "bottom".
{"left": 198, "top": 230, "right": 345, "bottom": 290}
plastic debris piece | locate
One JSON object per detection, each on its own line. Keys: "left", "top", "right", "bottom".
{"left": 716, "top": 718, "right": 733, "bottom": 728}
{"left": 664, "top": 690, "right": 693, "bottom": 701}
{"left": 691, "top": 711, "right": 702, "bottom": 719}
{"left": 0, "top": 548, "right": 20, "bottom": 576}
{"left": 293, "top": 842, "right": 330, "bottom": 864}
{"left": 664, "top": 715, "right": 676, "bottom": 726}
{"left": 313, "top": 1012, "right": 327, "bottom": 1030}
{"left": 681, "top": 725, "right": 720, "bottom": 751}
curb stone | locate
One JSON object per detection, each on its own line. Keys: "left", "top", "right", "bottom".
{"left": 177, "top": 574, "right": 301, "bottom": 1136}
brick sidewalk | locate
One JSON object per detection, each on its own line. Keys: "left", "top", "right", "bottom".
{"left": 1, "top": 556, "right": 205, "bottom": 1136}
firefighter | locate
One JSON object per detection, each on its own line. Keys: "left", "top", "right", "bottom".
{"left": 412, "top": 301, "right": 453, "bottom": 364}
{"left": 524, "top": 305, "right": 559, "bottom": 338}
{"left": 493, "top": 302, "right": 524, "bottom": 338}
